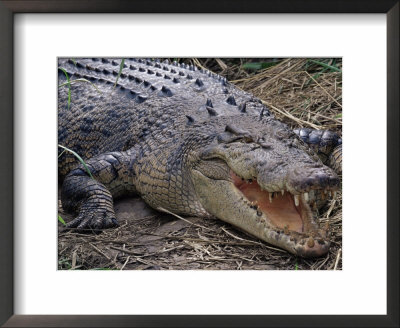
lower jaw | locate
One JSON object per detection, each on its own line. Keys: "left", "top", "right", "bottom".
{"left": 262, "top": 227, "right": 330, "bottom": 257}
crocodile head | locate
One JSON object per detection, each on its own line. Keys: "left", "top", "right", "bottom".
{"left": 188, "top": 116, "right": 340, "bottom": 258}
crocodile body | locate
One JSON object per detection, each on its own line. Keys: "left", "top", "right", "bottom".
{"left": 58, "top": 58, "right": 341, "bottom": 258}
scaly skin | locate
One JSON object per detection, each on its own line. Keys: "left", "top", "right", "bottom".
{"left": 58, "top": 58, "right": 341, "bottom": 258}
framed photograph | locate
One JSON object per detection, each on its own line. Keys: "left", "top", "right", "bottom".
{"left": 1, "top": 1, "right": 398, "bottom": 327}
{"left": 57, "top": 56, "right": 344, "bottom": 270}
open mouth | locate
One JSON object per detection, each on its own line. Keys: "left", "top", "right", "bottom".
{"left": 191, "top": 165, "right": 338, "bottom": 257}
{"left": 230, "top": 170, "right": 336, "bottom": 235}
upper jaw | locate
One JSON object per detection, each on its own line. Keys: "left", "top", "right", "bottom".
{"left": 255, "top": 163, "right": 340, "bottom": 195}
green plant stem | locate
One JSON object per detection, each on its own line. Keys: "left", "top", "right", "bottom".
{"left": 58, "top": 145, "right": 94, "bottom": 179}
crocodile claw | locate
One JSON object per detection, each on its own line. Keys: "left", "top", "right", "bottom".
{"left": 66, "top": 208, "right": 118, "bottom": 233}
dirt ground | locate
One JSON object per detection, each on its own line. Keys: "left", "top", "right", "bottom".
{"left": 58, "top": 58, "right": 342, "bottom": 270}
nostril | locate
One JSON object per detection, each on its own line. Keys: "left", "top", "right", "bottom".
{"left": 287, "top": 166, "right": 339, "bottom": 192}
{"left": 317, "top": 175, "right": 328, "bottom": 187}
{"left": 305, "top": 177, "right": 316, "bottom": 188}
{"left": 329, "top": 175, "right": 340, "bottom": 188}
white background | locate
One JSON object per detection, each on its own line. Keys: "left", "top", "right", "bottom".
{"left": 14, "top": 14, "right": 387, "bottom": 315}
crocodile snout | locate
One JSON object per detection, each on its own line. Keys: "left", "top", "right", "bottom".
{"left": 286, "top": 165, "right": 340, "bottom": 194}
{"left": 294, "top": 238, "right": 331, "bottom": 258}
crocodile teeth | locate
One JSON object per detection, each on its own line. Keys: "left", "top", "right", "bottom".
{"left": 281, "top": 190, "right": 284, "bottom": 196}
{"left": 303, "top": 192, "right": 309, "bottom": 202}
{"left": 294, "top": 195, "right": 300, "bottom": 207}
{"left": 333, "top": 191, "right": 337, "bottom": 199}
{"left": 269, "top": 193, "right": 273, "bottom": 203}
{"left": 309, "top": 190, "right": 315, "bottom": 202}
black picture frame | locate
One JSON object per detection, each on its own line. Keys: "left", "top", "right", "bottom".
{"left": 0, "top": 1, "right": 398, "bottom": 327}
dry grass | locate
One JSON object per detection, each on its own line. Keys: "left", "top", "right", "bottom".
{"left": 58, "top": 58, "right": 342, "bottom": 270}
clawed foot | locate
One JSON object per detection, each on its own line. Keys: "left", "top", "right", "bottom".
{"left": 65, "top": 207, "right": 118, "bottom": 233}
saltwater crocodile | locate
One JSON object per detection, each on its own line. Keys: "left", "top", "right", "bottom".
{"left": 58, "top": 58, "right": 342, "bottom": 258}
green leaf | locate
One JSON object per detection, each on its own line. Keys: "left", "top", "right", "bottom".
{"left": 304, "top": 67, "right": 329, "bottom": 87}
{"left": 58, "top": 145, "right": 94, "bottom": 179}
{"left": 242, "top": 62, "right": 263, "bottom": 70}
{"left": 58, "top": 215, "right": 66, "bottom": 225}
{"left": 58, "top": 258, "right": 72, "bottom": 269}
{"left": 242, "top": 61, "right": 280, "bottom": 71}
{"left": 58, "top": 149, "right": 66, "bottom": 158}
{"left": 59, "top": 78, "right": 102, "bottom": 94}
{"left": 114, "top": 58, "right": 125, "bottom": 88}
{"left": 58, "top": 67, "right": 71, "bottom": 109}
{"left": 308, "top": 59, "right": 341, "bottom": 72}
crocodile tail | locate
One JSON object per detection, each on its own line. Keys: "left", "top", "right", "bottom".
{"left": 328, "top": 144, "right": 342, "bottom": 175}
{"left": 293, "top": 128, "right": 341, "bottom": 166}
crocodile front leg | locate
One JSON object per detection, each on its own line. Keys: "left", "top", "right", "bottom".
{"left": 293, "top": 127, "right": 342, "bottom": 174}
{"left": 61, "top": 149, "right": 137, "bottom": 232}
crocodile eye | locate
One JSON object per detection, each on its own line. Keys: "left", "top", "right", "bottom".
{"left": 217, "top": 132, "right": 242, "bottom": 144}
{"left": 217, "top": 132, "right": 254, "bottom": 144}
{"left": 242, "top": 135, "right": 254, "bottom": 143}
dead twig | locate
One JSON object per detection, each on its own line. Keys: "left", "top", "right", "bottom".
{"left": 221, "top": 228, "right": 287, "bottom": 253}
{"left": 262, "top": 101, "right": 320, "bottom": 129}
{"left": 300, "top": 107, "right": 342, "bottom": 125}
{"left": 120, "top": 256, "right": 130, "bottom": 270}
{"left": 71, "top": 250, "right": 77, "bottom": 269}
{"left": 254, "top": 60, "right": 306, "bottom": 92}
{"left": 141, "top": 232, "right": 265, "bottom": 247}
{"left": 110, "top": 245, "right": 184, "bottom": 258}
{"left": 334, "top": 248, "right": 342, "bottom": 270}
{"left": 304, "top": 71, "right": 342, "bottom": 108}
{"left": 215, "top": 58, "right": 228, "bottom": 70}
{"left": 157, "top": 207, "right": 212, "bottom": 231}
{"left": 89, "top": 243, "right": 111, "bottom": 260}
{"left": 326, "top": 199, "right": 337, "bottom": 219}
